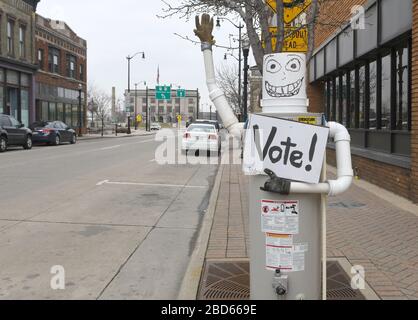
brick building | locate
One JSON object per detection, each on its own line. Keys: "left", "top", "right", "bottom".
{"left": 125, "top": 88, "right": 199, "bottom": 124}
{"left": 35, "top": 14, "right": 87, "bottom": 133}
{"left": 0, "top": 0, "right": 39, "bottom": 126}
{"left": 307, "top": 0, "right": 417, "bottom": 203}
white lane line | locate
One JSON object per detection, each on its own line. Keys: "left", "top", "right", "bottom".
{"left": 100, "top": 145, "right": 121, "bottom": 151}
{"left": 96, "top": 180, "right": 206, "bottom": 189}
{"left": 149, "top": 159, "right": 156, "bottom": 162}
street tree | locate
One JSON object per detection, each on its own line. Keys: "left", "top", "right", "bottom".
{"left": 88, "top": 87, "right": 112, "bottom": 137}
{"left": 216, "top": 63, "right": 241, "bottom": 115}
{"left": 160, "top": 0, "right": 354, "bottom": 73}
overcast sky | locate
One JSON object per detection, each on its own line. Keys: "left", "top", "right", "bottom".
{"left": 37, "top": 0, "right": 252, "bottom": 112}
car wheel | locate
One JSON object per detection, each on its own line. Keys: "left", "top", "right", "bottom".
{"left": 0, "top": 136, "right": 7, "bottom": 153}
{"left": 23, "top": 135, "right": 33, "bottom": 150}
{"left": 70, "top": 134, "right": 76, "bottom": 144}
{"left": 53, "top": 135, "right": 61, "bottom": 146}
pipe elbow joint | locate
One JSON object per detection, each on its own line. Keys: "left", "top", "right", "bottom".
{"left": 328, "top": 176, "right": 353, "bottom": 196}
{"left": 328, "top": 122, "right": 351, "bottom": 142}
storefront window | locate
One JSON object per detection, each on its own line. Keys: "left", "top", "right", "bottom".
{"left": 7, "top": 71, "right": 19, "bottom": 85}
{"left": 335, "top": 76, "right": 340, "bottom": 123}
{"left": 49, "top": 102, "right": 56, "bottom": 121}
{"left": 395, "top": 44, "right": 409, "bottom": 131}
{"left": 21, "top": 89, "right": 29, "bottom": 126}
{"left": 42, "top": 101, "right": 48, "bottom": 121}
{"left": 342, "top": 74, "right": 347, "bottom": 126}
{"left": 65, "top": 104, "right": 72, "bottom": 126}
{"left": 57, "top": 103, "right": 64, "bottom": 122}
{"left": 0, "top": 87, "right": 4, "bottom": 114}
{"left": 359, "top": 65, "right": 366, "bottom": 128}
{"left": 72, "top": 104, "right": 78, "bottom": 127}
{"left": 349, "top": 70, "right": 356, "bottom": 128}
{"left": 381, "top": 53, "right": 391, "bottom": 130}
{"left": 369, "top": 61, "right": 377, "bottom": 129}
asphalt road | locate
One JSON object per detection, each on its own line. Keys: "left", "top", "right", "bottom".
{"left": 0, "top": 132, "right": 218, "bottom": 299}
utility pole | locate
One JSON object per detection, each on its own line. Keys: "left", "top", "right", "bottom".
{"left": 134, "top": 83, "right": 138, "bottom": 130}
{"left": 146, "top": 86, "right": 149, "bottom": 132}
{"left": 196, "top": 88, "right": 200, "bottom": 120}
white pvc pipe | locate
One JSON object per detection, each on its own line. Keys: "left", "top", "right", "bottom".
{"left": 290, "top": 121, "right": 353, "bottom": 196}
{"left": 202, "top": 48, "right": 243, "bottom": 139}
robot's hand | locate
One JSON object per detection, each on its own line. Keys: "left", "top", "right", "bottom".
{"left": 260, "top": 169, "right": 291, "bottom": 195}
{"left": 194, "top": 14, "right": 216, "bottom": 45}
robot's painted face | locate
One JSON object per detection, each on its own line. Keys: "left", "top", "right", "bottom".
{"left": 263, "top": 53, "right": 305, "bottom": 99}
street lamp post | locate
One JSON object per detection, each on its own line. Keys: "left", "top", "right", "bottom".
{"left": 217, "top": 17, "right": 243, "bottom": 119}
{"left": 242, "top": 37, "right": 250, "bottom": 123}
{"left": 126, "top": 51, "right": 145, "bottom": 134}
{"left": 78, "top": 83, "right": 83, "bottom": 137}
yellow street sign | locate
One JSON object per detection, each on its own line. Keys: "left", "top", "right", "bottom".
{"left": 266, "top": 0, "right": 312, "bottom": 24}
{"left": 177, "top": 115, "right": 182, "bottom": 122}
{"left": 136, "top": 114, "right": 142, "bottom": 123}
{"left": 268, "top": 26, "right": 308, "bottom": 52}
{"left": 298, "top": 116, "right": 317, "bottom": 125}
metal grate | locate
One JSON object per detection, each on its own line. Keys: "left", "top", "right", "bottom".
{"left": 327, "top": 260, "right": 365, "bottom": 300}
{"left": 198, "top": 260, "right": 366, "bottom": 300}
{"left": 198, "top": 260, "right": 250, "bottom": 300}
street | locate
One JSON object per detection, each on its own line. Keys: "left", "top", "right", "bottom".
{"left": 0, "top": 133, "right": 218, "bottom": 299}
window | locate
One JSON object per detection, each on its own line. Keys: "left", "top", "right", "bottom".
{"left": 38, "top": 49, "right": 44, "bottom": 68}
{"left": 359, "top": 65, "right": 366, "bottom": 128}
{"left": 48, "top": 47, "right": 60, "bottom": 74}
{"left": 349, "top": 70, "right": 356, "bottom": 128}
{"left": 79, "top": 64, "right": 84, "bottom": 81}
{"left": 341, "top": 74, "right": 347, "bottom": 126}
{"left": 395, "top": 43, "right": 409, "bottom": 131}
{"left": 7, "top": 20, "right": 14, "bottom": 55}
{"left": 19, "top": 25, "right": 26, "bottom": 58}
{"left": 369, "top": 61, "right": 377, "bottom": 129}
{"left": 49, "top": 102, "right": 56, "bottom": 120}
{"left": 67, "top": 55, "right": 76, "bottom": 78}
{"left": 381, "top": 52, "right": 391, "bottom": 130}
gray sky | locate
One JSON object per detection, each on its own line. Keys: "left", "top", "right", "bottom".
{"left": 37, "top": 0, "right": 251, "bottom": 112}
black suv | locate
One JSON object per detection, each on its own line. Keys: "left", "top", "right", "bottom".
{"left": 0, "top": 114, "right": 33, "bottom": 152}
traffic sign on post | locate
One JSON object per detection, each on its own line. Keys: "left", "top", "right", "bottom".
{"left": 155, "top": 85, "right": 171, "bottom": 100}
{"left": 176, "top": 89, "right": 186, "bottom": 98}
{"left": 268, "top": 26, "right": 308, "bottom": 52}
{"left": 266, "top": 0, "right": 312, "bottom": 24}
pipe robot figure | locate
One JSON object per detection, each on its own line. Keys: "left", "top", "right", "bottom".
{"left": 194, "top": 14, "right": 353, "bottom": 196}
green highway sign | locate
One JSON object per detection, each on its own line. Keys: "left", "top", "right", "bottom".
{"left": 155, "top": 85, "right": 171, "bottom": 100}
{"left": 176, "top": 89, "right": 186, "bottom": 98}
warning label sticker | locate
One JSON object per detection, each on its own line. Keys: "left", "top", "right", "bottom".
{"left": 266, "top": 233, "right": 293, "bottom": 247}
{"left": 266, "top": 243, "right": 308, "bottom": 272}
{"left": 261, "top": 200, "right": 299, "bottom": 234}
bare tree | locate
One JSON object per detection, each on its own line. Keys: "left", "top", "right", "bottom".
{"left": 160, "top": 0, "right": 358, "bottom": 73}
{"left": 88, "top": 87, "right": 111, "bottom": 137}
{"left": 216, "top": 64, "right": 240, "bottom": 114}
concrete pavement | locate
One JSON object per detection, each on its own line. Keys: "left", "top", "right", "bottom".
{"left": 192, "top": 157, "right": 418, "bottom": 300}
{"left": 0, "top": 131, "right": 218, "bottom": 299}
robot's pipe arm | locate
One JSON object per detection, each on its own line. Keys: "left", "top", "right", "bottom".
{"left": 201, "top": 43, "right": 244, "bottom": 139}
{"left": 261, "top": 122, "right": 353, "bottom": 197}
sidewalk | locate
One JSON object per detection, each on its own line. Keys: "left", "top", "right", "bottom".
{"left": 202, "top": 161, "right": 418, "bottom": 300}
{"left": 77, "top": 129, "right": 155, "bottom": 141}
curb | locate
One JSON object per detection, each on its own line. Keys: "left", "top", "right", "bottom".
{"left": 177, "top": 158, "right": 225, "bottom": 300}
{"left": 78, "top": 132, "right": 155, "bottom": 141}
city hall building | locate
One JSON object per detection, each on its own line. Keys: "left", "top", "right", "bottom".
{"left": 307, "top": 0, "right": 417, "bottom": 202}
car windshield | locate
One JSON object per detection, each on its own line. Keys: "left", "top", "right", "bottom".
{"left": 187, "top": 125, "right": 215, "bottom": 133}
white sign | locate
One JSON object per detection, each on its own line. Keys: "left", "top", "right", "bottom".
{"left": 261, "top": 199, "right": 299, "bottom": 234}
{"left": 266, "top": 243, "right": 307, "bottom": 272}
{"left": 243, "top": 114, "right": 329, "bottom": 184}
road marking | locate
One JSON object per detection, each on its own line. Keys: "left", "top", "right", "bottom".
{"left": 100, "top": 145, "right": 121, "bottom": 151}
{"left": 96, "top": 180, "right": 206, "bottom": 189}
{"left": 149, "top": 159, "right": 156, "bottom": 162}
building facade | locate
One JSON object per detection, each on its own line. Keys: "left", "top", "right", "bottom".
{"left": 125, "top": 88, "right": 200, "bottom": 124}
{"left": 307, "top": 0, "right": 417, "bottom": 202}
{"left": 0, "top": 0, "right": 39, "bottom": 126}
{"left": 35, "top": 14, "right": 87, "bottom": 132}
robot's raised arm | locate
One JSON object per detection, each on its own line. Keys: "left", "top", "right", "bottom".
{"left": 194, "top": 14, "right": 244, "bottom": 139}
